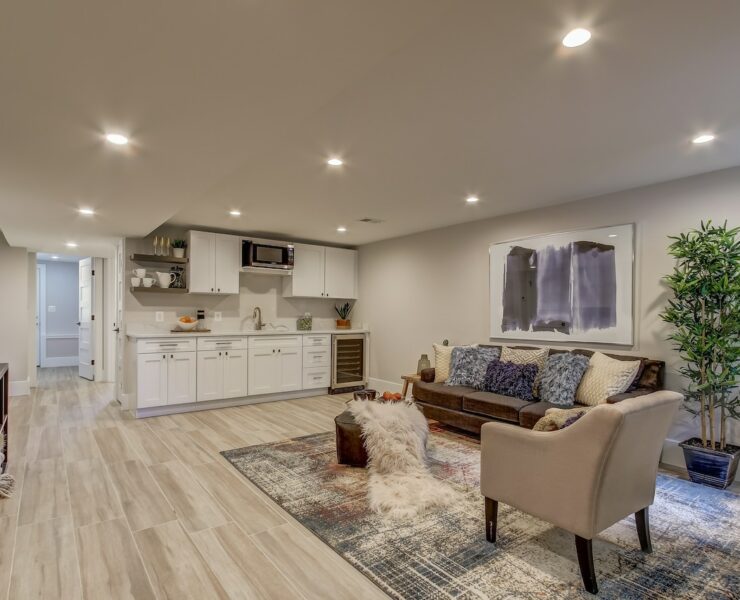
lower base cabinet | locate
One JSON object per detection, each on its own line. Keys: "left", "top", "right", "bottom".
{"left": 137, "top": 351, "right": 196, "bottom": 408}
{"left": 198, "top": 349, "right": 248, "bottom": 402}
{"left": 248, "top": 346, "right": 302, "bottom": 395}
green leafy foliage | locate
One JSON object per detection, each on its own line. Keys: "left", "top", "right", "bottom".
{"left": 171, "top": 239, "right": 187, "bottom": 249}
{"left": 335, "top": 302, "right": 353, "bottom": 320}
{"left": 660, "top": 221, "right": 739, "bottom": 450}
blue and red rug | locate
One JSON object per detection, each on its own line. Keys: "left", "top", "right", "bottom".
{"left": 222, "top": 427, "right": 738, "bottom": 599}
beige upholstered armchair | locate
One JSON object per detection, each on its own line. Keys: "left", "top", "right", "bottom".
{"left": 480, "top": 391, "right": 682, "bottom": 594}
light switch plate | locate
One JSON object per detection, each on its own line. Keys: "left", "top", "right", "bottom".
{"left": 48, "top": 305, "right": 56, "bottom": 312}
{"left": 214, "top": 312, "right": 222, "bottom": 322}
{"left": 155, "top": 311, "right": 164, "bottom": 322}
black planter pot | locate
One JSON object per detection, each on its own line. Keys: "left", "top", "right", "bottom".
{"left": 679, "top": 438, "right": 740, "bottom": 489}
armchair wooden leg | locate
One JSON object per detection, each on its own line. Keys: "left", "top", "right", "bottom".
{"left": 575, "top": 536, "right": 598, "bottom": 594}
{"left": 485, "top": 497, "right": 498, "bottom": 543}
{"left": 635, "top": 507, "right": 652, "bottom": 553}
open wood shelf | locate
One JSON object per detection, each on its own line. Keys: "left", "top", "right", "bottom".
{"left": 130, "top": 253, "right": 188, "bottom": 265}
{"left": 130, "top": 287, "right": 188, "bottom": 294}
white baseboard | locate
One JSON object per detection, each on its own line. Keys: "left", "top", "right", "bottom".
{"left": 10, "top": 378, "right": 30, "bottom": 397}
{"left": 42, "top": 356, "right": 78, "bottom": 368}
{"left": 367, "top": 377, "right": 403, "bottom": 394}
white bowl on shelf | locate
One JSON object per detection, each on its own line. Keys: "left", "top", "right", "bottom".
{"left": 176, "top": 320, "right": 198, "bottom": 331}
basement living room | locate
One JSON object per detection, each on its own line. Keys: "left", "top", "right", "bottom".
{"left": 0, "top": 2, "right": 738, "bottom": 599}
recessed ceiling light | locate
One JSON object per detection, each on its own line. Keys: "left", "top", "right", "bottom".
{"left": 608, "top": 234, "right": 618, "bottom": 238}
{"left": 337, "top": 226, "right": 347, "bottom": 233}
{"left": 51, "top": 255, "right": 59, "bottom": 260}
{"left": 466, "top": 196, "right": 479, "bottom": 204}
{"left": 78, "top": 208, "right": 95, "bottom": 215}
{"left": 229, "top": 210, "right": 241, "bottom": 216}
{"left": 327, "top": 158, "right": 343, "bottom": 166}
{"left": 562, "top": 28, "right": 592, "bottom": 48}
{"left": 66, "top": 242, "right": 78, "bottom": 248}
{"left": 105, "top": 133, "right": 129, "bottom": 146}
{"left": 692, "top": 133, "right": 715, "bottom": 144}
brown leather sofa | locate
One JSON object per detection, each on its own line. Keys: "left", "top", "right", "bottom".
{"left": 412, "top": 346, "right": 664, "bottom": 433}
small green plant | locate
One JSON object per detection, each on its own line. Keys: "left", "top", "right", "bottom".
{"left": 660, "top": 220, "right": 739, "bottom": 451}
{"left": 172, "top": 239, "right": 187, "bottom": 249}
{"left": 335, "top": 302, "right": 353, "bottom": 320}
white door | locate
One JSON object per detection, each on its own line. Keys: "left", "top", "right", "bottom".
{"left": 277, "top": 346, "right": 302, "bottom": 392}
{"left": 78, "top": 257, "right": 95, "bottom": 380}
{"left": 115, "top": 240, "right": 125, "bottom": 403}
{"left": 197, "top": 351, "right": 223, "bottom": 402}
{"left": 289, "top": 243, "right": 325, "bottom": 297}
{"left": 324, "top": 247, "right": 358, "bottom": 299}
{"left": 248, "top": 347, "right": 277, "bottom": 395}
{"left": 137, "top": 353, "right": 167, "bottom": 408}
{"left": 222, "top": 349, "right": 248, "bottom": 399}
{"left": 188, "top": 231, "right": 215, "bottom": 293}
{"left": 214, "top": 234, "right": 240, "bottom": 294}
{"left": 167, "top": 352, "right": 197, "bottom": 405}
{"left": 36, "top": 263, "right": 46, "bottom": 368}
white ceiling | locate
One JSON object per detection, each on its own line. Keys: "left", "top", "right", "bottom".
{"left": 37, "top": 253, "right": 82, "bottom": 263}
{"left": 2, "top": 1, "right": 740, "bottom": 255}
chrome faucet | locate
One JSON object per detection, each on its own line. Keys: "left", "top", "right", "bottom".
{"left": 252, "top": 306, "right": 263, "bottom": 331}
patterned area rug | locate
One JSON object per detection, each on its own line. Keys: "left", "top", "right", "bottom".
{"left": 222, "top": 427, "right": 739, "bottom": 599}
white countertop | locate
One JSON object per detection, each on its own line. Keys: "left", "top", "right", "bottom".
{"left": 126, "top": 328, "right": 368, "bottom": 339}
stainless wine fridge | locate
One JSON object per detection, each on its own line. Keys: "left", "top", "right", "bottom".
{"left": 331, "top": 334, "right": 366, "bottom": 391}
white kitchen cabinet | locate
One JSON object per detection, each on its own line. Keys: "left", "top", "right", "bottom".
{"left": 137, "top": 353, "right": 167, "bottom": 408}
{"left": 248, "top": 340, "right": 303, "bottom": 395}
{"left": 197, "top": 350, "right": 223, "bottom": 402}
{"left": 222, "top": 349, "right": 248, "bottom": 398}
{"left": 324, "top": 247, "right": 358, "bottom": 299}
{"left": 138, "top": 351, "right": 196, "bottom": 407}
{"left": 188, "top": 230, "right": 240, "bottom": 294}
{"left": 283, "top": 243, "right": 357, "bottom": 299}
{"left": 167, "top": 352, "right": 197, "bottom": 404}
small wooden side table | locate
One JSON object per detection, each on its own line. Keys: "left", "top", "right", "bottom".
{"left": 401, "top": 373, "right": 422, "bottom": 399}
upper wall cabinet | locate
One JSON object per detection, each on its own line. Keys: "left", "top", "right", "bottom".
{"left": 283, "top": 243, "right": 357, "bottom": 299}
{"left": 188, "top": 231, "right": 240, "bottom": 294}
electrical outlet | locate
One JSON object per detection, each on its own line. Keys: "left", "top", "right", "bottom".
{"left": 155, "top": 311, "right": 164, "bottom": 322}
{"left": 214, "top": 312, "right": 222, "bottom": 322}
{"left": 48, "top": 305, "right": 56, "bottom": 313}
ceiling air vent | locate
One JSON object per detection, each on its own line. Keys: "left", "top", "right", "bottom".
{"left": 357, "top": 217, "right": 384, "bottom": 224}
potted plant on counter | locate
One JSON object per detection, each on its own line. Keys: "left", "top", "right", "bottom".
{"left": 335, "top": 302, "right": 353, "bottom": 330}
{"left": 171, "top": 239, "right": 187, "bottom": 258}
{"left": 661, "top": 220, "right": 740, "bottom": 488}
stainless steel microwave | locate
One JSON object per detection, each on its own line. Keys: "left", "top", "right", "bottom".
{"left": 241, "top": 239, "right": 294, "bottom": 271}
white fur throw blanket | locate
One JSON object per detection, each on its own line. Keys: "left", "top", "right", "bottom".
{"left": 348, "top": 400, "right": 458, "bottom": 519}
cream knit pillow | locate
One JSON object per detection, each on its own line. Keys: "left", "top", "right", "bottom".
{"left": 433, "top": 344, "right": 455, "bottom": 383}
{"left": 576, "top": 352, "right": 641, "bottom": 406}
{"left": 501, "top": 346, "right": 549, "bottom": 396}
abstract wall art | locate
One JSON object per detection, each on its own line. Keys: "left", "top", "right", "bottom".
{"left": 489, "top": 224, "right": 634, "bottom": 344}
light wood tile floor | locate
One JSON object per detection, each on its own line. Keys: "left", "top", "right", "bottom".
{"left": 1, "top": 367, "right": 389, "bottom": 600}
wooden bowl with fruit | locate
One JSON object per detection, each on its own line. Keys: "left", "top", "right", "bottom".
{"left": 176, "top": 315, "right": 198, "bottom": 331}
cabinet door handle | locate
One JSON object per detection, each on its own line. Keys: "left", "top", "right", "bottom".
{"left": 217, "top": 288, "right": 220, "bottom": 292}
{"left": 278, "top": 348, "right": 281, "bottom": 353}
{"left": 170, "top": 354, "right": 174, "bottom": 359}
{"left": 225, "top": 351, "right": 228, "bottom": 356}
{"left": 211, "top": 287, "right": 214, "bottom": 292}
{"left": 272, "top": 349, "right": 275, "bottom": 353}
{"left": 162, "top": 354, "right": 166, "bottom": 359}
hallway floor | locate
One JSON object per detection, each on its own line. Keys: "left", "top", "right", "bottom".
{"left": 0, "top": 367, "right": 388, "bottom": 599}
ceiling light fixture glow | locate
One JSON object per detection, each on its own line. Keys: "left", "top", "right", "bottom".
{"left": 51, "top": 255, "right": 59, "bottom": 260}
{"left": 327, "top": 158, "right": 343, "bottom": 166}
{"left": 66, "top": 242, "right": 78, "bottom": 248}
{"left": 692, "top": 133, "right": 715, "bottom": 144}
{"left": 78, "top": 208, "right": 95, "bottom": 215}
{"left": 466, "top": 196, "right": 479, "bottom": 204}
{"left": 229, "top": 210, "right": 241, "bottom": 216}
{"left": 562, "top": 28, "right": 592, "bottom": 48}
{"left": 337, "top": 226, "right": 347, "bottom": 233}
{"left": 608, "top": 234, "right": 618, "bottom": 238}
{"left": 105, "top": 133, "right": 129, "bottom": 146}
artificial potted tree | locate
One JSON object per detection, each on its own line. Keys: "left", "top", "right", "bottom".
{"left": 335, "top": 302, "right": 353, "bottom": 329}
{"left": 661, "top": 221, "right": 740, "bottom": 488}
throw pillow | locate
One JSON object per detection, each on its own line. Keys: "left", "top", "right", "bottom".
{"left": 484, "top": 359, "right": 538, "bottom": 401}
{"left": 533, "top": 406, "right": 592, "bottom": 432}
{"left": 446, "top": 346, "right": 501, "bottom": 388}
{"left": 576, "top": 351, "right": 641, "bottom": 406}
{"left": 501, "top": 346, "right": 549, "bottom": 397}
{"left": 433, "top": 344, "right": 456, "bottom": 383}
{"left": 538, "top": 353, "right": 590, "bottom": 406}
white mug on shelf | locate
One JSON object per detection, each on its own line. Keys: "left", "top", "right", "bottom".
{"left": 131, "top": 277, "right": 141, "bottom": 287}
{"left": 132, "top": 268, "right": 146, "bottom": 278}
{"left": 155, "top": 271, "right": 176, "bottom": 288}
{"left": 142, "top": 278, "right": 155, "bottom": 288}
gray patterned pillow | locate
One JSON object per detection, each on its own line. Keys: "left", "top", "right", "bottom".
{"left": 539, "top": 353, "right": 590, "bottom": 406}
{"left": 446, "top": 346, "right": 501, "bottom": 388}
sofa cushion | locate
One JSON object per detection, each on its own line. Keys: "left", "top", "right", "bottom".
{"left": 518, "top": 400, "right": 562, "bottom": 429}
{"left": 462, "top": 391, "right": 535, "bottom": 423}
{"left": 538, "top": 353, "right": 590, "bottom": 407}
{"left": 501, "top": 346, "right": 549, "bottom": 396}
{"left": 412, "top": 380, "right": 474, "bottom": 411}
{"left": 576, "top": 351, "right": 641, "bottom": 406}
{"left": 483, "top": 359, "right": 538, "bottom": 401}
{"left": 447, "top": 346, "right": 501, "bottom": 389}
{"left": 532, "top": 406, "right": 592, "bottom": 431}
